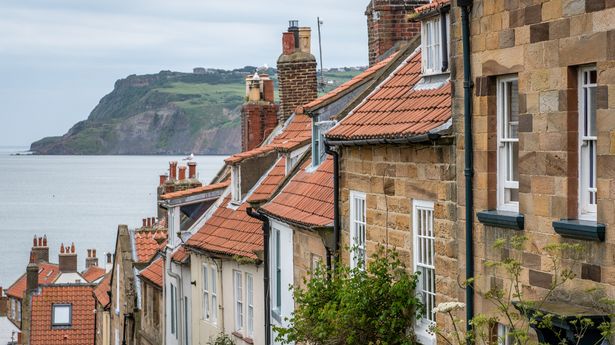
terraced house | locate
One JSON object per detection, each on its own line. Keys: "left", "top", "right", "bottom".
{"left": 451, "top": 0, "right": 615, "bottom": 342}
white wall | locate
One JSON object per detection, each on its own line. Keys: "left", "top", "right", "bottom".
{"left": 191, "top": 254, "right": 222, "bottom": 345}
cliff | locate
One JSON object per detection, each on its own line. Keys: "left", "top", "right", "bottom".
{"left": 30, "top": 67, "right": 365, "bottom": 155}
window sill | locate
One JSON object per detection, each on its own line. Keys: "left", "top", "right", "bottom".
{"left": 232, "top": 331, "right": 244, "bottom": 340}
{"left": 477, "top": 210, "right": 524, "bottom": 230}
{"left": 552, "top": 219, "right": 605, "bottom": 242}
{"left": 243, "top": 337, "right": 254, "bottom": 344}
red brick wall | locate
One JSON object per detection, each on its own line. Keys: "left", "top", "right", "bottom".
{"left": 365, "top": 0, "right": 426, "bottom": 66}
{"left": 241, "top": 103, "right": 279, "bottom": 151}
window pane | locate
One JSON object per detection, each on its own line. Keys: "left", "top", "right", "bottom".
{"left": 589, "top": 86, "right": 597, "bottom": 136}
{"left": 53, "top": 305, "right": 71, "bottom": 325}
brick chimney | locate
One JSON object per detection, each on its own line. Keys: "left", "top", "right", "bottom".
{"left": 85, "top": 249, "right": 99, "bottom": 268}
{"left": 188, "top": 162, "right": 197, "bottom": 179}
{"left": 277, "top": 20, "right": 317, "bottom": 123}
{"left": 58, "top": 243, "right": 77, "bottom": 273}
{"left": 241, "top": 72, "right": 279, "bottom": 151}
{"left": 169, "top": 161, "right": 178, "bottom": 181}
{"left": 31, "top": 235, "right": 49, "bottom": 263}
{"left": 365, "top": 0, "right": 427, "bottom": 66}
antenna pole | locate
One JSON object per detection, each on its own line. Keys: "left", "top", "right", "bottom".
{"left": 317, "top": 17, "right": 324, "bottom": 91}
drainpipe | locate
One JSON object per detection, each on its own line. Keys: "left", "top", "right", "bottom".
{"left": 246, "top": 207, "right": 271, "bottom": 345}
{"left": 324, "top": 143, "right": 340, "bottom": 266}
{"left": 458, "top": 0, "right": 475, "bottom": 340}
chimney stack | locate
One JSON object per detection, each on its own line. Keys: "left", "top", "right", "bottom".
{"left": 188, "top": 162, "right": 197, "bottom": 179}
{"left": 31, "top": 235, "right": 49, "bottom": 263}
{"left": 85, "top": 249, "right": 99, "bottom": 268}
{"left": 58, "top": 242, "right": 78, "bottom": 273}
{"left": 365, "top": 0, "right": 427, "bottom": 66}
{"left": 241, "top": 72, "right": 279, "bottom": 152}
{"left": 277, "top": 20, "right": 317, "bottom": 123}
{"left": 178, "top": 165, "right": 187, "bottom": 180}
{"left": 26, "top": 257, "right": 38, "bottom": 293}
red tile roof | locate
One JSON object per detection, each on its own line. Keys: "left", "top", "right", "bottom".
{"left": 415, "top": 0, "right": 451, "bottom": 13}
{"left": 303, "top": 54, "right": 396, "bottom": 111}
{"left": 171, "top": 246, "right": 190, "bottom": 263}
{"left": 82, "top": 266, "right": 106, "bottom": 283}
{"left": 261, "top": 157, "right": 334, "bottom": 228}
{"left": 186, "top": 196, "right": 263, "bottom": 260}
{"left": 139, "top": 257, "right": 164, "bottom": 288}
{"left": 93, "top": 274, "right": 111, "bottom": 307}
{"left": 133, "top": 230, "right": 167, "bottom": 263}
{"left": 160, "top": 181, "right": 230, "bottom": 200}
{"left": 224, "top": 114, "right": 312, "bottom": 165}
{"left": 30, "top": 284, "right": 96, "bottom": 345}
{"left": 6, "top": 263, "right": 61, "bottom": 299}
{"left": 326, "top": 49, "right": 451, "bottom": 141}
{"left": 247, "top": 157, "right": 287, "bottom": 204}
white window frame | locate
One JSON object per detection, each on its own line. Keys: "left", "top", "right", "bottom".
{"left": 413, "top": 200, "right": 436, "bottom": 345}
{"left": 211, "top": 266, "right": 218, "bottom": 324}
{"left": 579, "top": 66, "right": 598, "bottom": 220}
{"left": 52, "top": 304, "right": 72, "bottom": 327}
{"left": 202, "top": 265, "right": 210, "bottom": 321}
{"left": 497, "top": 323, "right": 515, "bottom": 345}
{"left": 271, "top": 228, "right": 282, "bottom": 318}
{"left": 497, "top": 76, "right": 520, "bottom": 212}
{"left": 246, "top": 272, "right": 254, "bottom": 338}
{"left": 234, "top": 270, "right": 244, "bottom": 331}
{"left": 231, "top": 165, "right": 242, "bottom": 204}
{"left": 349, "top": 191, "right": 367, "bottom": 270}
{"left": 421, "top": 13, "right": 450, "bottom": 76}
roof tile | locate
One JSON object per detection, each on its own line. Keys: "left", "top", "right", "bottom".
{"left": 6, "top": 263, "right": 61, "bottom": 299}
{"left": 160, "top": 181, "right": 230, "bottom": 200}
{"left": 326, "top": 49, "right": 451, "bottom": 141}
{"left": 139, "top": 257, "right": 164, "bottom": 288}
{"left": 82, "top": 266, "right": 105, "bottom": 283}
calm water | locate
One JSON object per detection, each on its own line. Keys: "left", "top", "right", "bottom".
{"left": 0, "top": 147, "right": 226, "bottom": 287}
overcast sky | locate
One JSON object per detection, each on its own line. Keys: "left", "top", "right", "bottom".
{"left": 0, "top": 0, "right": 368, "bottom": 147}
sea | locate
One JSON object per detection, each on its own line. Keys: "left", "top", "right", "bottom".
{"left": 0, "top": 146, "right": 227, "bottom": 288}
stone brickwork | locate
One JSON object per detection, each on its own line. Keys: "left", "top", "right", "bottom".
{"left": 241, "top": 103, "right": 279, "bottom": 152}
{"left": 450, "top": 0, "right": 615, "bottom": 335}
{"left": 338, "top": 143, "right": 459, "bottom": 317}
{"left": 139, "top": 282, "right": 162, "bottom": 345}
{"left": 110, "top": 225, "right": 138, "bottom": 345}
{"left": 365, "top": 0, "right": 427, "bottom": 66}
{"left": 292, "top": 227, "right": 328, "bottom": 290}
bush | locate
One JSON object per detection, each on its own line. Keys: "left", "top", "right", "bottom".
{"left": 206, "top": 333, "right": 235, "bottom": 345}
{"left": 275, "top": 246, "right": 421, "bottom": 345}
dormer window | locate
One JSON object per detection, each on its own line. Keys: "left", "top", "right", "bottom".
{"left": 231, "top": 166, "right": 241, "bottom": 203}
{"left": 52, "top": 304, "right": 72, "bottom": 328}
{"left": 312, "top": 119, "right": 336, "bottom": 168}
{"left": 421, "top": 9, "right": 450, "bottom": 76}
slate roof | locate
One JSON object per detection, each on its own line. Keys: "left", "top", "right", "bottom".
{"left": 186, "top": 195, "right": 263, "bottom": 260}
{"left": 6, "top": 263, "right": 61, "bottom": 299}
{"left": 133, "top": 230, "right": 167, "bottom": 263}
{"left": 303, "top": 54, "right": 396, "bottom": 112}
{"left": 82, "top": 266, "right": 106, "bottom": 283}
{"left": 247, "top": 157, "right": 287, "bottom": 204}
{"left": 30, "top": 284, "right": 95, "bottom": 345}
{"left": 139, "top": 257, "right": 164, "bottom": 288}
{"left": 160, "top": 181, "right": 230, "bottom": 200}
{"left": 93, "top": 274, "right": 111, "bottom": 308}
{"left": 260, "top": 156, "right": 334, "bottom": 228}
{"left": 326, "top": 49, "right": 452, "bottom": 142}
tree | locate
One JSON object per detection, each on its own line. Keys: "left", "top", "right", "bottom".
{"left": 275, "top": 246, "right": 421, "bottom": 345}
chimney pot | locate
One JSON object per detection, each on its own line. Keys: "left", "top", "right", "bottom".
{"left": 159, "top": 174, "right": 168, "bottom": 186}
{"left": 60, "top": 243, "right": 65, "bottom": 254}
{"left": 43, "top": 235, "right": 47, "bottom": 247}
{"left": 93, "top": 249, "right": 96, "bottom": 257}
{"left": 178, "top": 166, "right": 187, "bottom": 180}
{"left": 106, "top": 252, "right": 112, "bottom": 264}
{"left": 38, "top": 237, "right": 42, "bottom": 247}
{"left": 71, "top": 243, "right": 75, "bottom": 253}
{"left": 33, "top": 235, "right": 37, "bottom": 247}
{"left": 146, "top": 218, "right": 151, "bottom": 228}
{"left": 298, "top": 27, "right": 312, "bottom": 54}
{"left": 169, "top": 161, "right": 178, "bottom": 180}
{"left": 188, "top": 162, "right": 197, "bottom": 179}
{"left": 143, "top": 218, "right": 147, "bottom": 228}
{"left": 282, "top": 32, "right": 296, "bottom": 55}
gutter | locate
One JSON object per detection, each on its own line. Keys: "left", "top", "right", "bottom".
{"left": 458, "top": 0, "right": 475, "bottom": 340}
{"left": 246, "top": 207, "right": 271, "bottom": 345}
{"left": 324, "top": 143, "right": 340, "bottom": 266}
